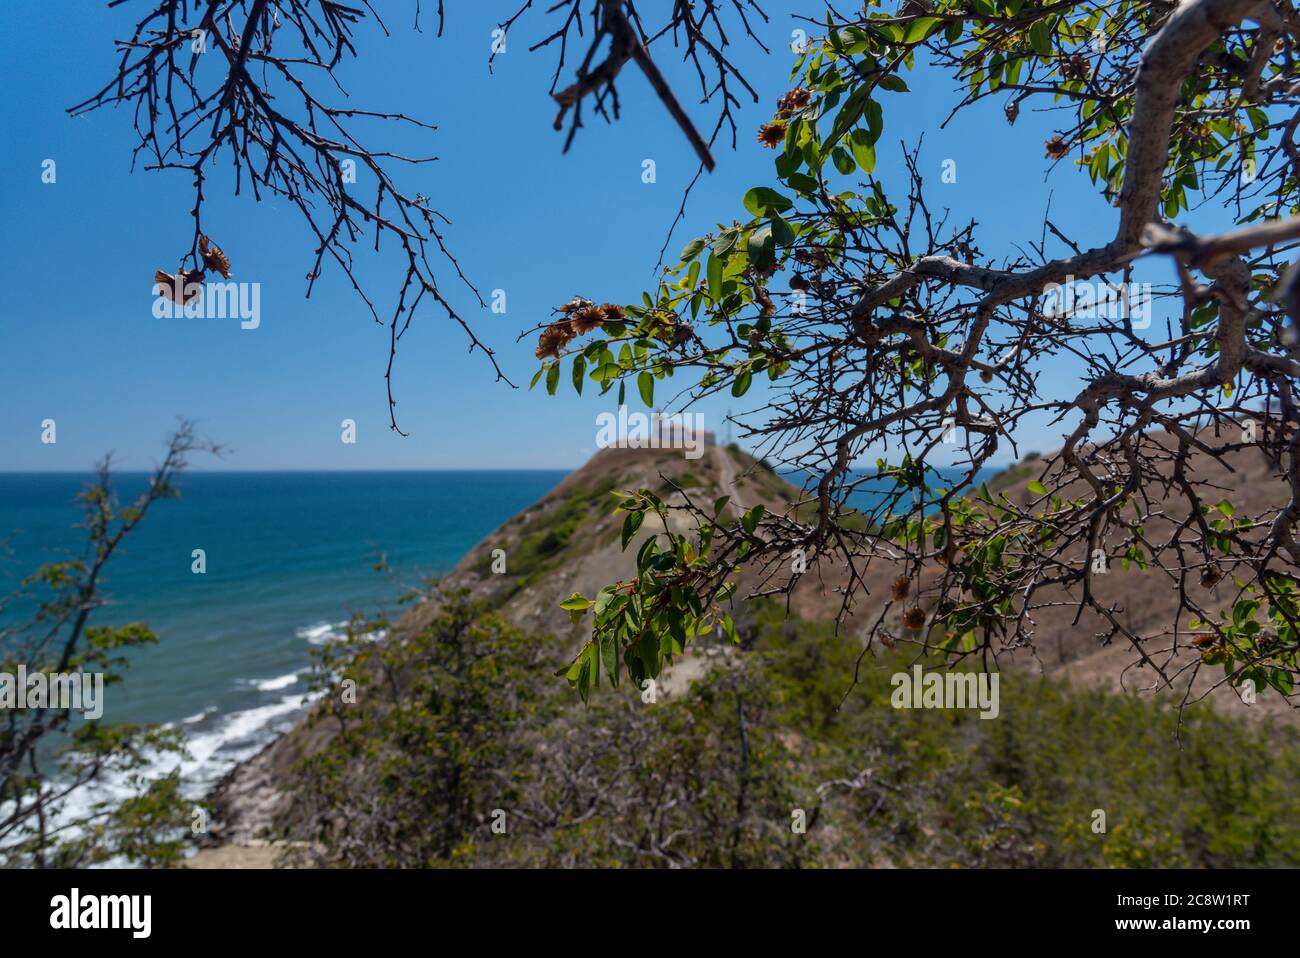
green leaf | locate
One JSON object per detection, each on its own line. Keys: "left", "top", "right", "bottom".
{"left": 865, "top": 99, "right": 883, "bottom": 143}
{"left": 578, "top": 654, "right": 592, "bottom": 702}
{"left": 571, "top": 354, "right": 585, "bottom": 395}
{"left": 640, "top": 631, "right": 661, "bottom": 678}
{"left": 770, "top": 214, "right": 796, "bottom": 248}
{"left": 1028, "top": 19, "right": 1053, "bottom": 57}
{"left": 849, "top": 129, "right": 876, "bottom": 173}
{"left": 560, "top": 593, "right": 592, "bottom": 612}
{"left": 545, "top": 362, "right": 560, "bottom": 396}
{"left": 731, "top": 369, "right": 753, "bottom": 397}
{"left": 621, "top": 509, "right": 646, "bottom": 550}
{"left": 904, "top": 17, "right": 941, "bottom": 43}
{"left": 747, "top": 225, "right": 775, "bottom": 270}
{"left": 1027, "top": 480, "right": 1048, "bottom": 496}
{"left": 742, "top": 187, "right": 793, "bottom": 217}
{"left": 828, "top": 83, "right": 872, "bottom": 146}
{"left": 1271, "top": 668, "right": 1294, "bottom": 695}
{"left": 637, "top": 371, "right": 655, "bottom": 407}
{"left": 601, "top": 632, "right": 619, "bottom": 688}
{"left": 706, "top": 251, "right": 724, "bottom": 297}
{"left": 680, "top": 237, "right": 707, "bottom": 262}
{"left": 565, "top": 653, "right": 585, "bottom": 683}
{"left": 787, "top": 171, "right": 819, "bottom": 195}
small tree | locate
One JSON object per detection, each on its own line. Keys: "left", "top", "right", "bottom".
{"left": 277, "top": 590, "right": 551, "bottom": 866}
{"left": 0, "top": 421, "right": 221, "bottom": 867}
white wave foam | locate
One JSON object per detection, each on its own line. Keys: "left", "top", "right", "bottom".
{"left": 15, "top": 613, "right": 374, "bottom": 864}
{"left": 17, "top": 687, "right": 324, "bottom": 868}
{"left": 296, "top": 620, "right": 347, "bottom": 645}
{"left": 296, "top": 619, "right": 387, "bottom": 645}
{"left": 250, "top": 672, "right": 298, "bottom": 692}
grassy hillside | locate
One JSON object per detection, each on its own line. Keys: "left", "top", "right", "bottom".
{"left": 201, "top": 442, "right": 1300, "bottom": 867}
{"left": 266, "top": 593, "right": 1300, "bottom": 868}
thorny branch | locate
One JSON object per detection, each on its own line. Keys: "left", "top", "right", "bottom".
{"left": 537, "top": 0, "right": 1300, "bottom": 711}
{"left": 76, "top": 1, "right": 771, "bottom": 433}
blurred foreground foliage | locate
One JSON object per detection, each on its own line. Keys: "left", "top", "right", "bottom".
{"left": 277, "top": 592, "right": 1300, "bottom": 868}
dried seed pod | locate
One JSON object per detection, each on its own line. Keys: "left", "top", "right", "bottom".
{"left": 891, "top": 575, "right": 911, "bottom": 601}
{"left": 199, "top": 234, "right": 232, "bottom": 279}
{"left": 154, "top": 269, "right": 205, "bottom": 304}
{"left": 903, "top": 607, "right": 926, "bottom": 631}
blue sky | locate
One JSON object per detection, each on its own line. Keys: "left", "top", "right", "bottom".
{"left": 0, "top": 1, "right": 1191, "bottom": 471}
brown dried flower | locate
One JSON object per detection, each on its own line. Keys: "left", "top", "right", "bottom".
{"left": 199, "top": 235, "right": 232, "bottom": 279}
{"left": 571, "top": 307, "right": 606, "bottom": 334}
{"left": 1062, "top": 53, "right": 1091, "bottom": 79}
{"left": 778, "top": 87, "right": 812, "bottom": 116}
{"left": 757, "top": 121, "right": 788, "bottom": 149}
{"left": 535, "top": 321, "right": 576, "bottom": 359}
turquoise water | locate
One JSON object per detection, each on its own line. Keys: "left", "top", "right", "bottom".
{"left": 0, "top": 471, "right": 567, "bottom": 800}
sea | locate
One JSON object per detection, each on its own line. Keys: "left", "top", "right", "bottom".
{"left": 0, "top": 471, "right": 567, "bottom": 822}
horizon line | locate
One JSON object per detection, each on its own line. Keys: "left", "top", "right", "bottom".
{"left": 0, "top": 461, "right": 1014, "bottom": 476}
